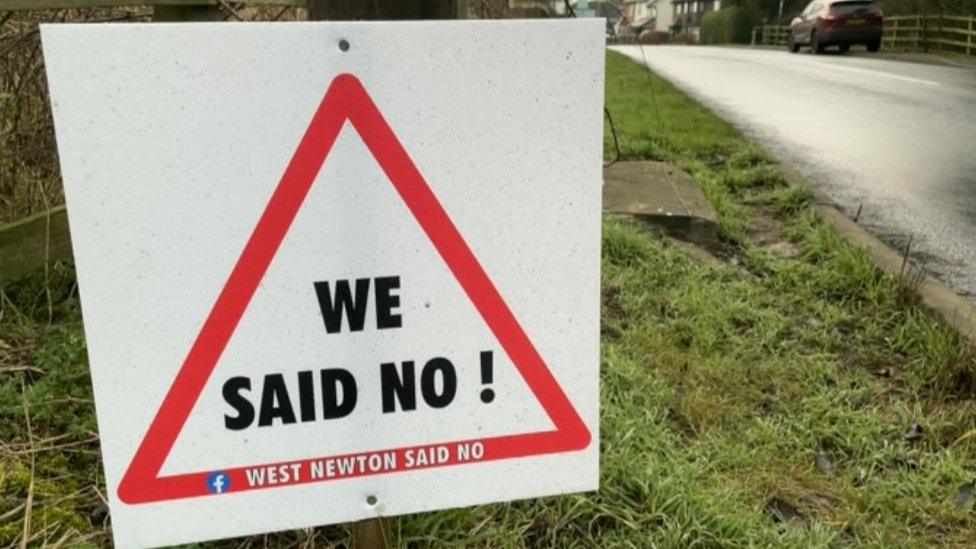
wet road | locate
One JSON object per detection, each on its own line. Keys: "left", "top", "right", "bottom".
{"left": 610, "top": 45, "right": 976, "bottom": 302}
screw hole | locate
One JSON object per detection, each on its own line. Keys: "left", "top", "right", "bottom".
{"left": 366, "top": 495, "right": 378, "bottom": 505}
{"left": 338, "top": 39, "right": 350, "bottom": 52}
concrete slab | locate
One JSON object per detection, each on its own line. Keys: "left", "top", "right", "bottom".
{"left": 0, "top": 161, "right": 718, "bottom": 283}
{"left": 603, "top": 161, "right": 717, "bottom": 244}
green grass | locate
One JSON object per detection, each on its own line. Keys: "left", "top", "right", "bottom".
{"left": 1, "top": 51, "right": 975, "bottom": 547}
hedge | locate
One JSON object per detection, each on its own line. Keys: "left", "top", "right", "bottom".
{"left": 700, "top": 5, "right": 764, "bottom": 44}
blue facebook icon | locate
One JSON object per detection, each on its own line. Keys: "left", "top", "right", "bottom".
{"left": 207, "top": 471, "right": 230, "bottom": 494}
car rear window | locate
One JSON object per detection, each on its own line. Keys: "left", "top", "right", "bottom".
{"left": 830, "top": 0, "right": 875, "bottom": 13}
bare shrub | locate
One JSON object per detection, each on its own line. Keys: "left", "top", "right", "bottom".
{"left": 0, "top": 4, "right": 307, "bottom": 224}
{"left": 638, "top": 30, "right": 671, "bottom": 44}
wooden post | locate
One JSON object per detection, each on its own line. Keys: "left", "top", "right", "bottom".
{"left": 307, "top": 0, "right": 465, "bottom": 20}
{"left": 920, "top": 15, "right": 926, "bottom": 52}
{"left": 967, "top": 16, "right": 973, "bottom": 56}
{"left": 890, "top": 17, "right": 897, "bottom": 50}
{"left": 353, "top": 517, "right": 393, "bottom": 549}
{"left": 153, "top": 2, "right": 222, "bottom": 22}
{"left": 0, "top": 206, "right": 71, "bottom": 283}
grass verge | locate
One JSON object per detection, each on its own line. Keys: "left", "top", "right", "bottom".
{"left": 1, "top": 51, "right": 975, "bottom": 547}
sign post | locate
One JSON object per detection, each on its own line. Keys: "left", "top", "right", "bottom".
{"left": 152, "top": 3, "right": 222, "bottom": 22}
{"left": 43, "top": 20, "right": 604, "bottom": 547}
{"left": 353, "top": 514, "right": 391, "bottom": 549}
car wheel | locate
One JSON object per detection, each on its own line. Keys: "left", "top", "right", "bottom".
{"left": 839, "top": 44, "right": 851, "bottom": 53}
{"left": 867, "top": 39, "right": 881, "bottom": 52}
{"left": 810, "top": 31, "right": 824, "bottom": 54}
{"left": 789, "top": 34, "right": 800, "bottom": 53}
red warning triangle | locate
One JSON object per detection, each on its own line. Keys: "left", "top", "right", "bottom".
{"left": 118, "top": 74, "right": 590, "bottom": 504}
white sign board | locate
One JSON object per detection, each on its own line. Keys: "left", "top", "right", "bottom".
{"left": 42, "top": 20, "right": 603, "bottom": 548}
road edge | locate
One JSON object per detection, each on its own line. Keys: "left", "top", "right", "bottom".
{"left": 778, "top": 164, "right": 976, "bottom": 341}
{"left": 607, "top": 47, "right": 976, "bottom": 341}
{"left": 730, "top": 44, "right": 976, "bottom": 70}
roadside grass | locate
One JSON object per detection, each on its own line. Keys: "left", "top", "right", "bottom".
{"left": 595, "top": 51, "right": 976, "bottom": 546}
{"left": 1, "top": 50, "right": 974, "bottom": 547}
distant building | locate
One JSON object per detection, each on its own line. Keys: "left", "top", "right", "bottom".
{"left": 507, "top": 0, "right": 609, "bottom": 17}
{"left": 613, "top": 0, "right": 676, "bottom": 38}
{"left": 614, "top": 1, "right": 653, "bottom": 38}
{"left": 671, "top": 0, "right": 720, "bottom": 38}
{"left": 501, "top": 1, "right": 642, "bottom": 41}
{"left": 548, "top": 1, "right": 624, "bottom": 40}
{"left": 505, "top": 1, "right": 558, "bottom": 17}
{"left": 570, "top": 0, "right": 599, "bottom": 17}
{"left": 649, "top": 0, "right": 674, "bottom": 33}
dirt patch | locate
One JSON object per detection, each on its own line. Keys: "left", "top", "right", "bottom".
{"left": 749, "top": 206, "right": 798, "bottom": 259}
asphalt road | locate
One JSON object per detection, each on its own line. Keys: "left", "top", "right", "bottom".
{"left": 610, "top": 45, "right": 976, "bottom": 303}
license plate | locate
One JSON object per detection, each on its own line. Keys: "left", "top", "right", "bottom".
{"left": 847, "top": 18, "right": 866, "bottom": 25}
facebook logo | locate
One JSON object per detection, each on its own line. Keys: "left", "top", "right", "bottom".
{"left": 207, "top": 471, "right": 230, "bottom": 494}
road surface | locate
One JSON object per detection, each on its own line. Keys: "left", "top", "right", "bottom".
{"left": 610, "top": 45, "right": 976, "bottom": 303}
